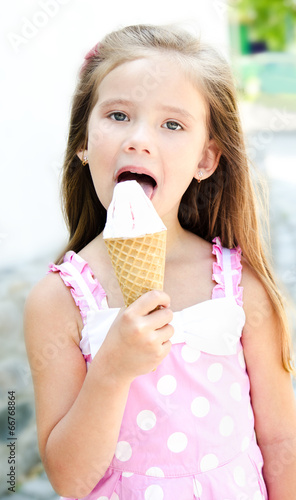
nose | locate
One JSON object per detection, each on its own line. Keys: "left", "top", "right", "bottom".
{"left": 123, "top": 123, "right": 154, "bottom": 155}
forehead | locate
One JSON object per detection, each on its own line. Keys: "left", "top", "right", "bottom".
{"left": 96, "top": 55, "right": 207, "bottom": 117}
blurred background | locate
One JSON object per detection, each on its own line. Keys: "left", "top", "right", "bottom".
{"left": 0, "top": 0, "right": 295, "bottom": 498}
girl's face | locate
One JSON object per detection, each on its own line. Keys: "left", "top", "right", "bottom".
{"left": 85, "top": 55, "right": 220, "bottom": 225}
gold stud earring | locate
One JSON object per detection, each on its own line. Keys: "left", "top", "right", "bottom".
{"left": 82, "top": 154, "right": 88, "bottom": 166}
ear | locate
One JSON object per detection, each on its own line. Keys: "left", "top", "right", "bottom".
{"left": 194, "top": 139, "right": 222, "bottom": 181}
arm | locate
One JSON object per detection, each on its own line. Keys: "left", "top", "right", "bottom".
{"left": 24, "top": 273, "right": 173, "bottom": 498}
{"left": 241, "top": 260, "right": 296, "bottom": 500}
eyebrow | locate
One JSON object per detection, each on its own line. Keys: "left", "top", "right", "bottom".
{"left": 98, "top": 99, "right": 196, "bottom": 122}
{"left": 98, "top": 98, "right": 135, "bottom": 110}
{"left": 159, "top": 105, "right": 195, "bottom": 122}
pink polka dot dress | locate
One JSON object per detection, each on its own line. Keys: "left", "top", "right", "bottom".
{"left": 49, "top": 237, "right": 268, "bottom": 500}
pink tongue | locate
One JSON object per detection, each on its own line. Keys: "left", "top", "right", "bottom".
{"left": 137, "top": 179, "right": 154, "bottom": 199}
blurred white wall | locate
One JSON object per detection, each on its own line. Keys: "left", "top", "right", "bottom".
{"left": 1, "top": 0, "right": 229, "bottom": 270}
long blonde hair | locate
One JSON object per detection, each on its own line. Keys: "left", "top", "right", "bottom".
{"left": 58, "top": 23, "right": 295, "bottom": 374}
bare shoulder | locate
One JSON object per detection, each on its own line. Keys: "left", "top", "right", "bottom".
{"left": 240, "top": 254, "right": 266, "bottom": 295}
{"left": 24, "top": 271, "right": 83, "bottom": 346}
{"left": 240, "top": 255, "right": 276, "bottom": 336}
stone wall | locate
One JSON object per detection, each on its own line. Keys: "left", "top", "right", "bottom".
{"left": 0, "top": 257, "right": 58, "bottom": 498}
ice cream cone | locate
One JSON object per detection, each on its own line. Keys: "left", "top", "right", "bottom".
{"left": 105, "top": 230, "right": 166, "bottom": 307}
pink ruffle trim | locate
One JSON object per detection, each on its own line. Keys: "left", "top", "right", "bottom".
{"left": 211, "top": 237, "right": 243, "bottom": 307}
{"left": 48, "top": 252, "right": 108, "bottom": 363}
{"left": 48, "top": 251, "right": 107, "bottom": 322}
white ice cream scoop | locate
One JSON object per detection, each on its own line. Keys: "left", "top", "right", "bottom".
{"left": 103, "top": 180, "right": 166, "bottom": 240}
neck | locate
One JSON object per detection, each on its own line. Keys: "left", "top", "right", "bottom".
{"left": 162, "top": 216, "right": 187, "bottom": 262}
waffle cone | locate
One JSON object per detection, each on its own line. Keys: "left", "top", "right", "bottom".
{"left": 105, "top": 231, "right": 166, "bottom": 307}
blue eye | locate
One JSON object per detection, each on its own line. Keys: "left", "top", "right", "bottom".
{"left": 163, "top": 121, "right": 183, "bottom": 131}
{"left": 108, "top": 112, "right": 128, "bottom": 121}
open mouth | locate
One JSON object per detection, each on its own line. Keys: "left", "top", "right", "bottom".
{"left": 117, "top": 171, "right": 157, "bottom": 199}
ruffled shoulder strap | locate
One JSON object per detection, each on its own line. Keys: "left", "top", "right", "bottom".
{"left": 48, "top": 251, "right": 108, "bottom": 323}
{"left": 212, "top": 236, "right": 243, "bottom": 307}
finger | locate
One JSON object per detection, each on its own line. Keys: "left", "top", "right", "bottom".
{"left": 156, "top": 323, "right": 174, "bottom": 344}
{"left": 147, "top": 307, "right": 174, "bottom": 331}
{"left": 130, "top": 290, "right": 171, "bottom": 316}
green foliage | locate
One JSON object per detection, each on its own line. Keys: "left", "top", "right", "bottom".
{"left": 235, "top": 0, "right": 296, "bottom": 51}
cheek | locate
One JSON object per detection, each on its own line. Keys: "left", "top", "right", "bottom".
{"left": 88, "top": 136, "right": 115, "bottom": 169}
{"left": 87, "top": 118, "right": 115, "bottom": 153}
{"left": 168, "top": 134, "right": 204, "bottom": 160}
{"left": 168, "top": 147, "right": 200, "bottom": 177}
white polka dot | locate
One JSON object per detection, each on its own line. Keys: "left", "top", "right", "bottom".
{"left": 115, "top": 441, "right": 132, "bottom": 462}
{"left": 238, "top": 350, "right": 246, "bottom": 369}
{"left": 181, "top": 345, "right": 201, "bottom": 363}
{"left": 193, "top": 478, "right": 203, "bottom": 497}
{"left": 253, "top": 491, "right": 265, "bottom": 500}
{"left": 122, "top": 471, "right": 134, "bottom": 477}
{"left": 230, "top": 382, "right": 242, "bottom": 401}
{"left": 200, "top": 453, "right": 219, "bottom": 471}
{"left": 207, "top": 363, "right": 223, "bottom": 382}
{"left": 146, "top": 467, "right": 165, "bottom": 477}
{"left": 191, "top": 397, "right": 210, "bottom": 417}
{"left": 241, "top": 436, "right": 250, "bottom": 451}
{"left": 144, "top": 484, "right": 164, "bottom": 500}
{"left": 219, "top": 416, "right": 234, "bottom": 436}
{"left": 157, "top": 375, "right": 177, "bottom": 395}
{"left": 137, "top": 410, "right": 157, "bottom": 430}
{"left": 233, "top": 466, "right": 246, "bottom": 486}
{"left": 167, "top": 432, "right": 188, "bottom": 453}
{"left": 96, "top": 497, "right": 108, "bottom": 500}
{"left": 110, "top": 494, "right": 119, "bottom": 500}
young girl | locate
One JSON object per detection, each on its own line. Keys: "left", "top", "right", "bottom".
{"left": 25, "top": 24, "right": 296, "bottom": 500}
